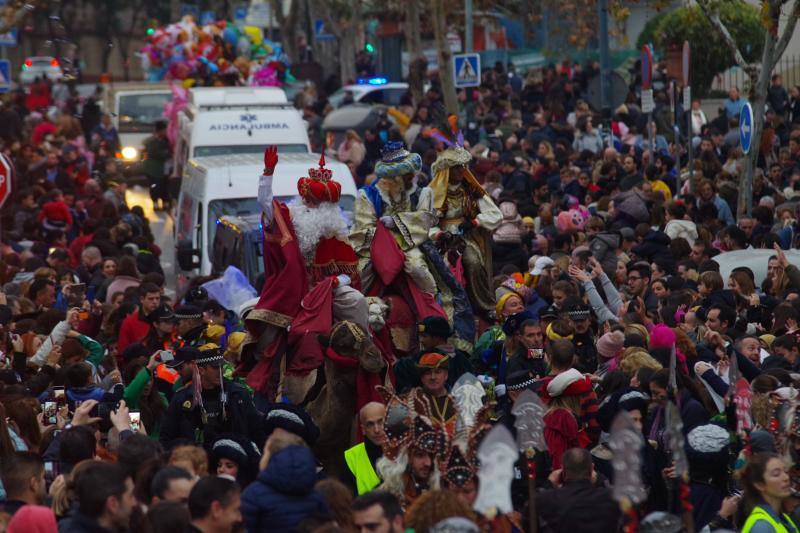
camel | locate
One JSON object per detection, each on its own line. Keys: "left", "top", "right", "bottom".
{"left": 305, "top": 320, "right": 386, "bottom": 480}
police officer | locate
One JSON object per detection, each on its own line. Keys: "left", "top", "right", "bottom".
{"left": 159, "top": 345, "right": 265, "bottom": 448}
{"left": 174, "top": 305, "right": 206, "bottom": 348}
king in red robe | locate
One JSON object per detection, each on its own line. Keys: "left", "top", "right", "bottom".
{"left": 242, "top": 147, "right": 367, "bottom": 400}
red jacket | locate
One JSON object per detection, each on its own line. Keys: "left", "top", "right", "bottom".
{"left": 118, "top": 311, "right": 151, "bottom": 353}
{"left": 38, "top": 201, "right": 73, "bottom": 226}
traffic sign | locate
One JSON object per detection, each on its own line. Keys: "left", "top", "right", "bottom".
{"left": 641, "top": 89, "right": 654, "bottom": 113}
{"left": 200, "top": 10, "right": 216, "bottom": 25}
{"left": 0, "top": 60, "right": 10, "bottom": 94}
{"left": 180, "top": 3, "right": 200, "bottom": 20}
{"left": 740, "top": 102, "right": 754, "bottom": 154}
{"left": 246, "top": 2, "right": 271, "bottom": 27}
{"left": 0, "top": 153, "right": 14, "bottom": 210}
{"left": 0, "top": 28, "right": 17, "bottom": 46}
{"left": 314, "top": 19, "right": 336, "bottom": 42}
{"left": 641, "top": 45, "right": 653, "bottom": 90}
{"left": 682, "top": 41, "right": 690, "bottom": 86}
{"left": 234, "top": 5, "right": 248, "bottom": 25}
{"left": 453, "top": 53, "right": 481, "bottom": 88}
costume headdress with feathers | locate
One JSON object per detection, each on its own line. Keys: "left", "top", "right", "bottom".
{"left": 424, "top": 105, "right": 487, "bottom": 210}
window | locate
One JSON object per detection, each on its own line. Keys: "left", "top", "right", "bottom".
{"left": 117, "top": 93, "right": 172, "bottom": 133}
{"left": 193, "top": 144, "right": 309, "bottom": 157}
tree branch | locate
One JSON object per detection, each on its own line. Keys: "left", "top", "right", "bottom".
{"left": 309, "top": 0, "right": 343, "bottom": 39}
{"left": 696, "top": 0, "right": 751, "bottom": 70}
{"left": 0, "top": 2, "right": 35, "bottom": 35}
{"left": 773, "top": 0, "right": 800, "bottom": 65}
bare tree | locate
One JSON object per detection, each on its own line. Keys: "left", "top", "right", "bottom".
{"left": 697, "top": 0, "right": 800, "bottom": 216}
{"left": 431, "top": 0, "right": 457, "bottom": 114}
{"left": 310, "top": 0, "right": 360, "bottom": 84}
{"left": 269, "top": 0, "right": 300, "bottom": 62}
{"left": 0, "top": 1, "right": 36, "bottom": 35}
{"left": 404, "top": 0, "right": 426, "bottom": 105}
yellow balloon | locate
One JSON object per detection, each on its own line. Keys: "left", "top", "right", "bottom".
{"left": 182, "top": 78, "right": 196, "bottom": 88}
{"left": 243, "top": 25, "right": 263, "bottom": 46}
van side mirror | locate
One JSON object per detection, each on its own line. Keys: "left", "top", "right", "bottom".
{"left": 176, "top": 239, "right": 200, "bottom": 271}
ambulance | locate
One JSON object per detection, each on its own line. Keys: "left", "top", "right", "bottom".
{"left": 174, "top": 153, "right": 356, "bottom": 295}
{"left": 172, "top": 87, "right": 311, "bottom": 180}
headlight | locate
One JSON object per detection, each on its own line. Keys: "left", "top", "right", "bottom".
{"left": 121, "top": 146, "right": 138, "bottom": 161}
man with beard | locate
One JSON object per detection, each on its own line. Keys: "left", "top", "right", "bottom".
{"left": 350, "top": 141, "right": 437, "bottom": 296}
{"left": 245, "top": 147, "right": 366, "bottom": 400}
{"left": 427, "top": 121, "right": 502, "bottom": 321}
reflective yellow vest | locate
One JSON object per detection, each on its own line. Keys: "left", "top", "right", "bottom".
{"left": 344, "top": 442, "right": 381, "bottom": 495}
{"left": 742, "top": 505, "right": 799, "bottom": 533}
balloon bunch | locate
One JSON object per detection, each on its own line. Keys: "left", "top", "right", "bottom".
{"left": 138, "top": 15, "right": 292, "bottom": 88}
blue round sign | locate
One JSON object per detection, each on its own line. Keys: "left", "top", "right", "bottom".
{"left": 740, "top": 102, "right": 753, "bottom": 155}
{"left": 641, "top": 45, "right": 653, "bottom": 89}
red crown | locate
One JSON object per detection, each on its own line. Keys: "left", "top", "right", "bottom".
{"left": 308, "top": 152, "right": 333, "bottom": 181}
{"left": 297, "top": 153, "right": 340, "bottom": 204}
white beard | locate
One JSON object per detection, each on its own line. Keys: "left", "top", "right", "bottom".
{"left": 289, "top": 200, "right": 349, "bottom": 261}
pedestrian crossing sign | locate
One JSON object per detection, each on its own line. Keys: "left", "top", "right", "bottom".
{"left": 453, "top": 53, "right": 481, "bottom": 88}
{"left": 0, "top": 60, "right": 10, "bottom": 94}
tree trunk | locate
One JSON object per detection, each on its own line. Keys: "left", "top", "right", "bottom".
{"left": 740, "top": 26, "right": 777, "bottom": 218}
{"left": 339, "top": 23, "right": 357, "bottom": 85}
{"left": 432, "top": 0, "right": 458, "bottom": 115}
{"left": 405, "top": 0, "right": 426, "bottom": 105}
{"left": 170, "top": 0, "right": 180, "bottom": 22}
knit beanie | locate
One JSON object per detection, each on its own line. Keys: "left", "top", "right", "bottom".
{"left": 597, "top": 331, "right": 625, "bottom": 359}
{"left": 7, "top": 505, "right": 58, "bottom": 533}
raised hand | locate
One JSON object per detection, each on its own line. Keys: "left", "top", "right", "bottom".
{"left": 263, "top": 145, "right": 279, "bottom": 176}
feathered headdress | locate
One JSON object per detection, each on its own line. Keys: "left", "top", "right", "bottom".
{"left": 425, "top": 105, "right": 473, "bottom": 177}
{"left": 423, "top": 107, "right": 465, "bottom": 149}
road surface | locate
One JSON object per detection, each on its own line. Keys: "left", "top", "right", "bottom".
{"left": 125, "top": 185, "right": 176, "bottom": 297}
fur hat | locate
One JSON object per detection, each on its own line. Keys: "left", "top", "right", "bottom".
{"left": 686, "top": 423, "right": 730, "bottom": 469}
{"left": 263, "top": 403, "right": 320, "bottom": 445}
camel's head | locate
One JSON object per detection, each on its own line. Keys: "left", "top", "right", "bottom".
{"left": 319, "top": 321, "right": 386, "bottom": 374}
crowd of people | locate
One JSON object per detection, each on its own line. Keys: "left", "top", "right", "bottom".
{"left": 1, "top": 54, "right": 800, "bottom": 533}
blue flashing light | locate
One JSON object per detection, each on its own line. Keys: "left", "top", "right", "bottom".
{"left": 357, "top": 77, "right": 388, "bottom": 86}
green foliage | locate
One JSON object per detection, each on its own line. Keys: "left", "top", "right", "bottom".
{"left": 647, "top": 0, "right": 764, "bottom": 97}
{"left": 636, "top": 11, "right": 668, "bottom": 50}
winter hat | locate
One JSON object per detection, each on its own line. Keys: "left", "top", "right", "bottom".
{"left": 502, "top": 310, "right": 535, "bottom": 336}
{"left": 686, "top": 423, "right": 730, "bottom": 469}
{"left": 639, "top": 512, "right": 682, "bottom": 533}
{"left": 545, "top": 368, "right": 591, "bottom": 399}
{"left": 7, "top": 505, "right": 58, "bottom": 533}
{"left": 597, "top": 331, "right": 625, "bottom": 359}
{"left": 649, "top": 324, "right": 676, "bottom": 349}
{"left": 598, "top": 388, "right": 649, "bottom": 433}
{"left": 263, "top": 403, "right": 320, "bottom": 445}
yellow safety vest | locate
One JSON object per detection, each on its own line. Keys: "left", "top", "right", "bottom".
{"left": 742, "top": 505, "right": 799, "bottom": 533}
{"left": 344, "top": 442, "right": 381, "bottom": 495}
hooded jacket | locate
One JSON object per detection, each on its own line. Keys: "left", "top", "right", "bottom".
{"left": 589, "top": 233, "right": 621, "bottom": 279}
{"left": 664, "top": 219, "right": 698, "bottom": 246}
{"left": 631, "top": 230, "right": 673, "bottom": 268}
{"left": 241, "top": 445, "right": 329, "bottom": 533}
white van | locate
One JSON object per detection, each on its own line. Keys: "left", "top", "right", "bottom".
{"left": 174, "top": 153, "right": 356, "bottom": 295}
{"left": 102, "top": 83, "right": 171, "bottom": 162}
{"left": 173, "top": 87, "right": 311, "bottom": 180}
